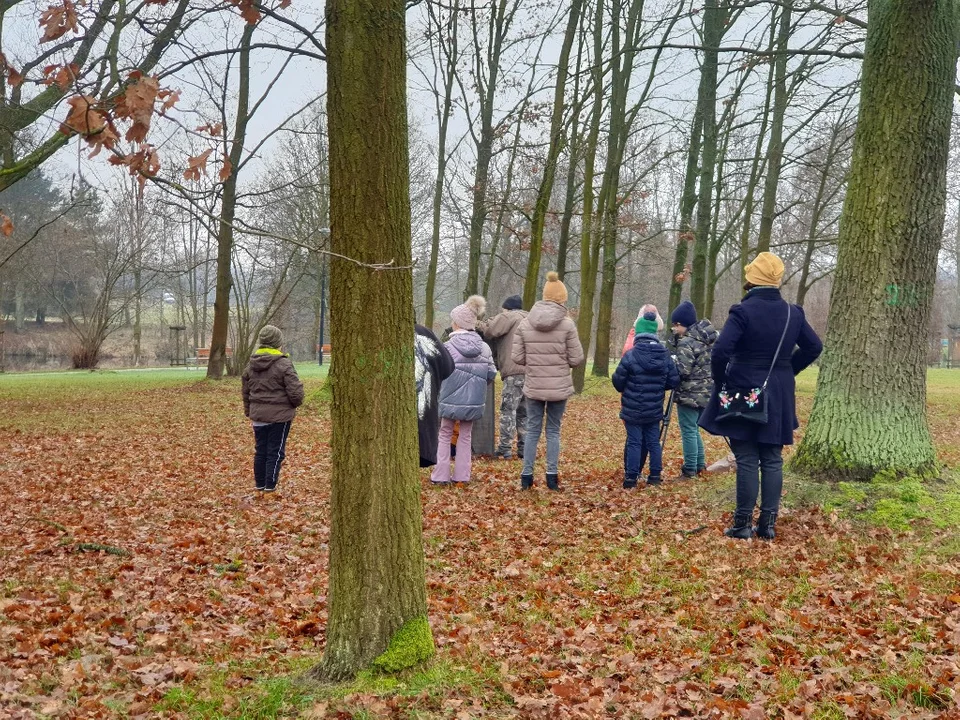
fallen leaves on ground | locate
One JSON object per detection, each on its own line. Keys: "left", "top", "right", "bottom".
{"left": 0, "top": 376, "right": 958, "bottom": 718}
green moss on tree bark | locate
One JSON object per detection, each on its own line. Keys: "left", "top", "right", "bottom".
{"left": 370, "top": 616, "right": 435, "bottom": 674}
{"left": 793, "top": 0, "right": 955, "bottom": 481}
{"left": 310, "top": 0, "right": 432, "bottom": 683}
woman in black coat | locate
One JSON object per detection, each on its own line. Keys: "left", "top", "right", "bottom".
{"left": 699, "top": 252, "right": 822, "bottom": 540}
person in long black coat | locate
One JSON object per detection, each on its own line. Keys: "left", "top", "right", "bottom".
{"left": 415, "top": 324, "right": 455, "bottom": 468}
{"left": 698, "top": 252, "right": 823, "bottom": 540}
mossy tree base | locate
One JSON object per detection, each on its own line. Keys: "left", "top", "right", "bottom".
{"left": 794, "top": 0, "right": 955, "bottom": 480}
{"left": 370, "top": 617, "right": 434, "bottom": 674}
{"left": 313, "top": 0, "right": 430, "bottom": 689}
{"left": 792, "top": 393, "right": 940, "bottom": 482}
{"left": 309, "top": 618, "right": 435, "bottom": 682}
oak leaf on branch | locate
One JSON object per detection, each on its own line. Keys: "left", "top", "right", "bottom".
{"left": 39, "top": 1, "right": 80, "bottom": 43}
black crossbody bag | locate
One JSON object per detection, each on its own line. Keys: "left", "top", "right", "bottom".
{"left": 715, "top": 305, "right": 791, "bottom": 425}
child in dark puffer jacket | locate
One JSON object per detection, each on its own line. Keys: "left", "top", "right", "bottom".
{"left": 612, "top": 312, "right": 679, "bottom": 488}
{"left": 241, "top": 325, "right": 304, "bottom": 495}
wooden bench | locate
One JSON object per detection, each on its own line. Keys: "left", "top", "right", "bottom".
{"left": 188, "top": 347, "right": 233, "bottom": 366}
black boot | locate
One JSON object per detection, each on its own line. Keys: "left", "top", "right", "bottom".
{"left": 521, "top": 474, "right": 534, "bottom": 490}
{"left": 646, "top": 474, "right": 662, "bottom": 487}
{"left": 546, "top": 473, "right": 560, "bottom": 491}
{"left": 623, "top": 476, "right": 638, "bottom": 489}
{"left": 724, "top": 511, "right": 754, "bottom": 540}
{"left": 755, "top": 511, "right": 777, "bottom": 540}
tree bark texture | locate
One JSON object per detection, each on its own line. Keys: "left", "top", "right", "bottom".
{"left": 424, "top": 0, "right": 459, "bottom": 328}
{"left": 755, "top": 0, "right": 792, "bottom": 253}
{"left": 592, "top": 0, "right": 643, "bottom": 378}
{"left": 313, "top": 0, "right": 432, "bottom": 681}
{"left": 572, "top": 0, "right": 607, "bottom": 393}
{"left": 689, "top": 0, "right": 722, "bottom": 315}
{"left": 207, "top": 23, "right": 254, "bottom": 379}
{"left": 522, "top": 0, "right": 584, "bottom": 308}
{"left": 463, "top": 0, "right": 510, "bottom": 299}
{"left": 667, "top": 105, "right": 703, "bottom": 319}
{"left": 793, "top": 0, "right": 955, "bottom": 480}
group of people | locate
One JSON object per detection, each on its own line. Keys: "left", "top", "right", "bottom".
{"left": 238, "top": 251, "right": 823, "bottom": 541}
{"left": 416, "top": 271, "right": 584, "bottom": 491}
{"left": 418, "top": 252, "right": 823, "bottom": 540}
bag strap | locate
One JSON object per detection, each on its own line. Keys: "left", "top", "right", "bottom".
{"left": 761, "top": 304, "right": 792, "bottom": 390}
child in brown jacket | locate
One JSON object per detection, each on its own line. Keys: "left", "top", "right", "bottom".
{"left": 241, "top": 325, "right": 305, "bottom": 493}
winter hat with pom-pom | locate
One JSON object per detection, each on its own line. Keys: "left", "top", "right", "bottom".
{"left": 635, "top": 311, "right": 659, "bottom": 336}
{"left": 542, "top": 271, "right": 568, "bottom": 304}
{"left": 635, "top": 303, "right": 664, "bottom": 332}
{"left": 450, "top": 295, "right": 486, "bottom": 330}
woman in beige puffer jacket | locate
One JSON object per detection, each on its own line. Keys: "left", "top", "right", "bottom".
{"left": 512, "top": 272, "right": 585, "bottom": 491}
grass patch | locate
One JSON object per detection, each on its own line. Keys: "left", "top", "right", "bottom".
{"left": 789, "top": 471, "right": 960, "bottom": 531}
{"left": 158, "top": 654, "right": 505, "bottom": 719}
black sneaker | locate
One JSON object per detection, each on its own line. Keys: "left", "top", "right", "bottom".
{"left": 646, "top": 475, "right": 663, "bottom": 487}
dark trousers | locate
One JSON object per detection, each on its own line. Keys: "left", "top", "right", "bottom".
{"left": 253, "top": 421, "right": 292, "bottom": 491}
{"left": 624, "top": 421, "right": 661, "bottom": 479}
{"left": 729, "top": 438, "right": 783, "bottom": 515}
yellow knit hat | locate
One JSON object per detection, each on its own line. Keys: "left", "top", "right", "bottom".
{"left": 542, "top": 271, "right": 568, "bottom": 304}
{"left": 744, "top": 252, "right": 785, "bottom": 288}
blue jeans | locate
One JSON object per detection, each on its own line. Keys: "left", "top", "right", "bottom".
{"left": 676, "top": 405, "right": 705, "bottom": 474}
{"left": 522, "top": 399, "right": 567, "bottom": 475}
{"left": 729, "top": 438, "right": 783, "bottom": 515}
{"left": 624, "top": 421, "right": 661, "bottom": 479}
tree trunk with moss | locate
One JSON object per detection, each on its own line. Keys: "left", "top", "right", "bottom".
{"left": 793, "top": 0, "right": 955, "bottom": 480}
{"left": 310, "top": 0, "right": 432, "bottom": 681}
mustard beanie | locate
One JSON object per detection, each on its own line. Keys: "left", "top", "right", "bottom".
{"left": 744, "top": 252, "right": 785, "bottom": 288}
{"left": 542, "top": 271, "right": 568, "bottom": 304}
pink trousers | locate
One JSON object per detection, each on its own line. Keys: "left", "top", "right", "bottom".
{"left": 431, "top": 418, "right": 473, "bottom": 483}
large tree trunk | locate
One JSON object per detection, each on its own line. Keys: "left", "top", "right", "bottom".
{"left": 522, "top": 0, "right": 583, "bottom": 308}
{"left": 793, "top": 0, "right": 955, "bottom": 480}
{"left": 311, "top": 0, "right": 431, "bottom": 681}
{"left": 207, "top": 23, "right": 254, "bottom": 379}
